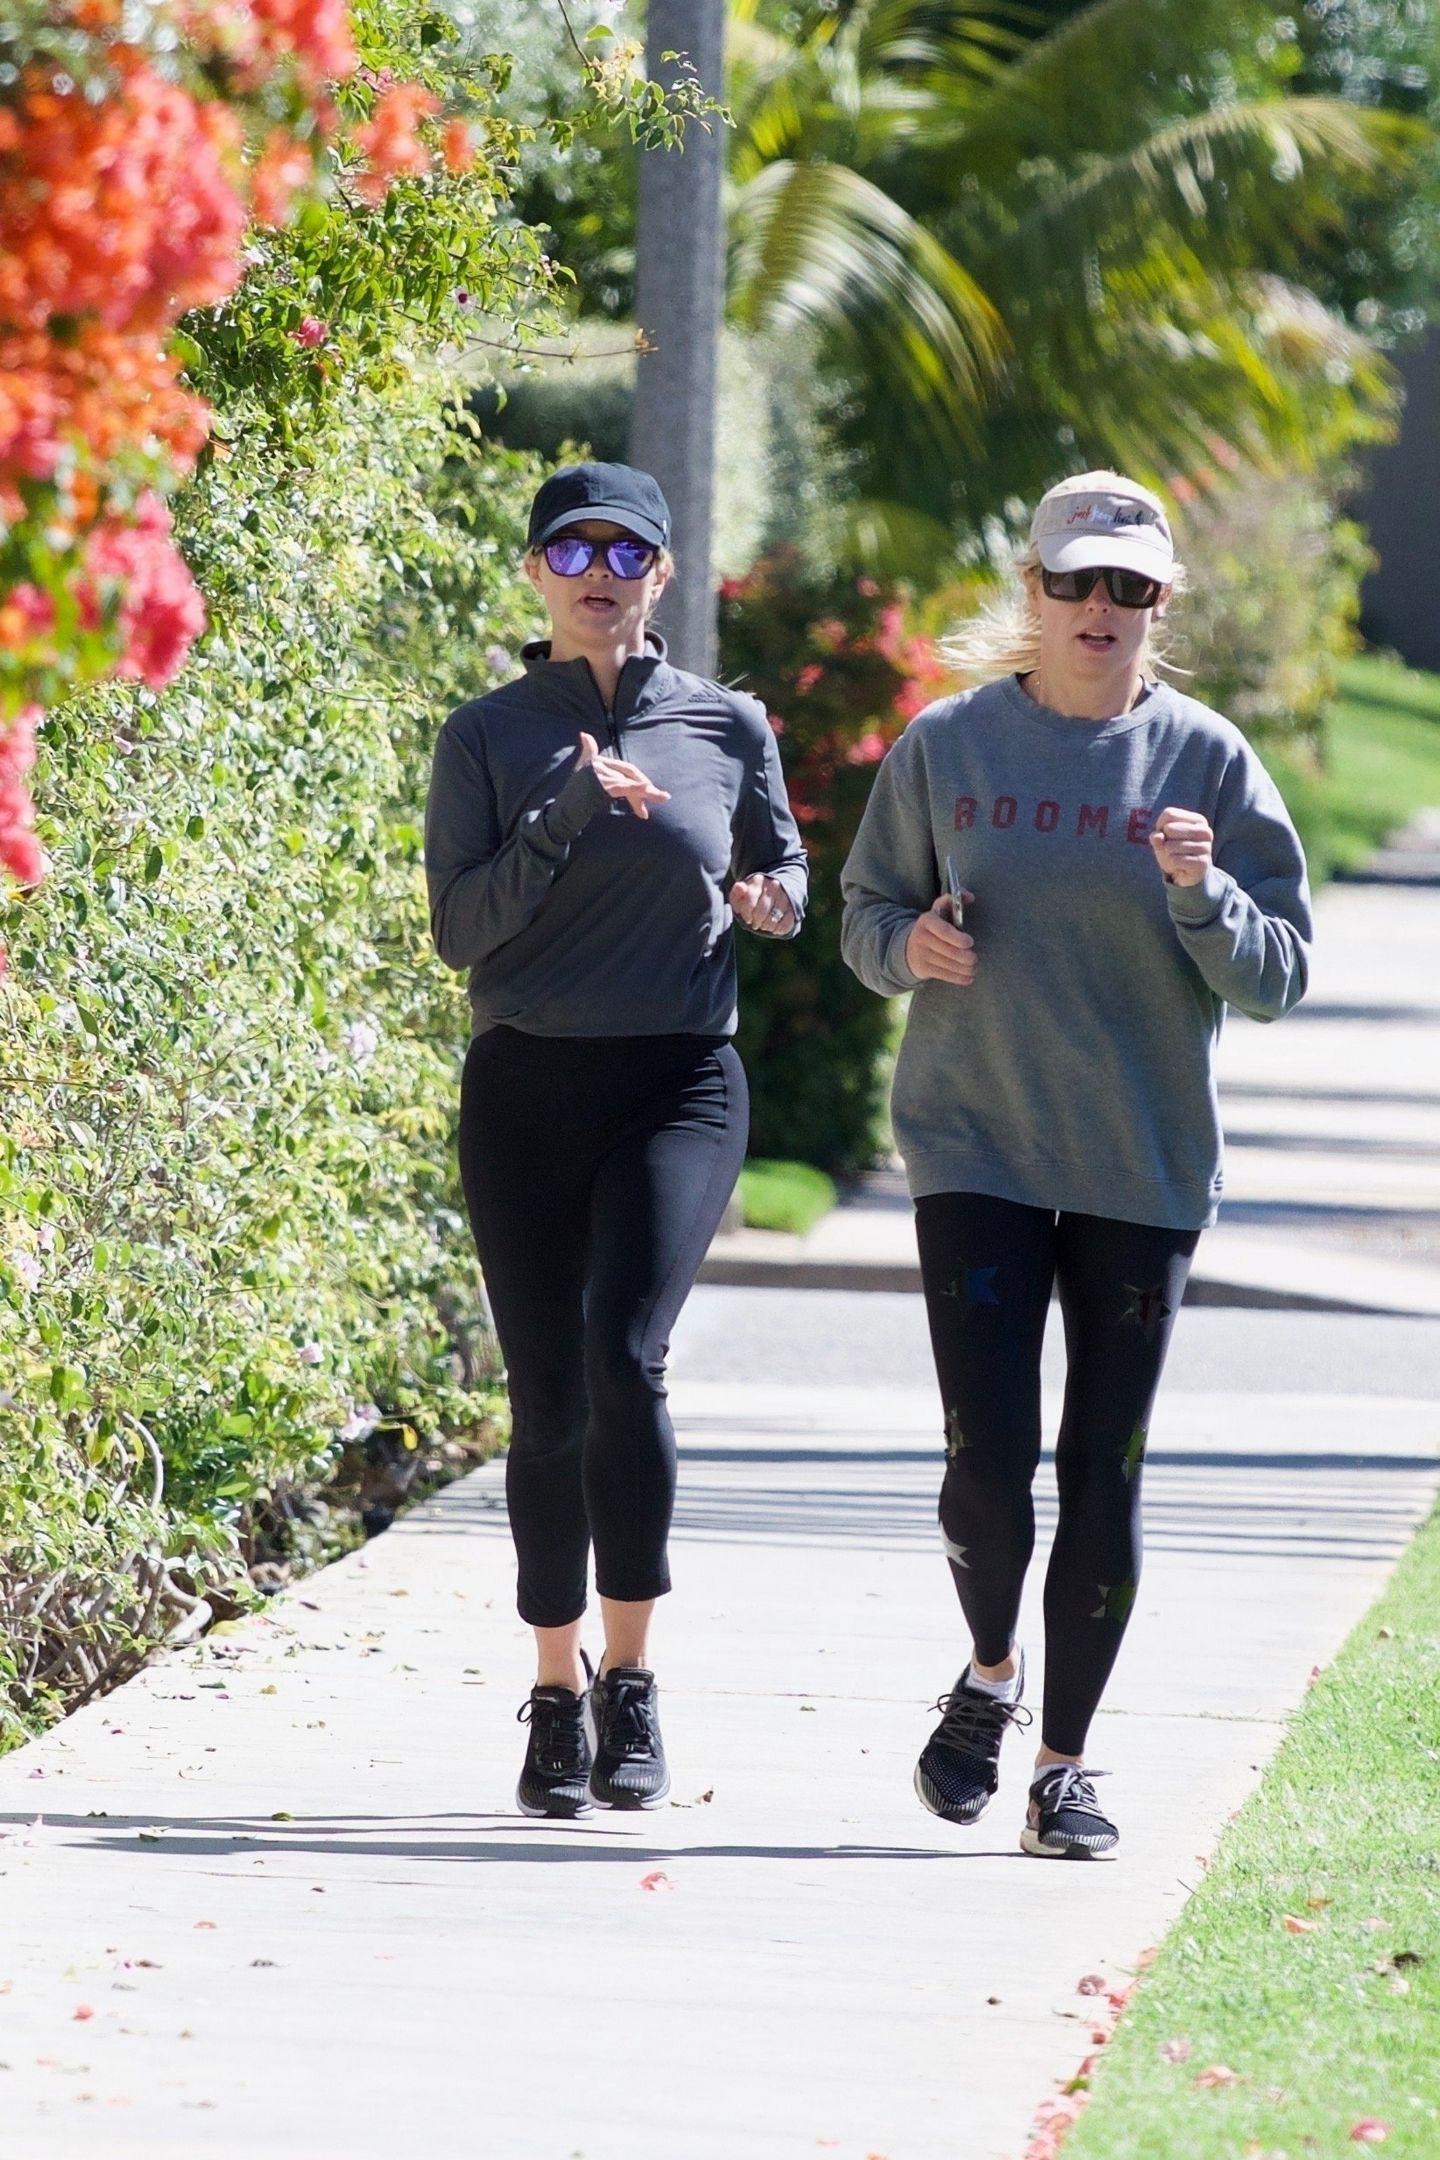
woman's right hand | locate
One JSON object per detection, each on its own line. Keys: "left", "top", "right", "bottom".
{"left": 577, "top": 731, "right": 671, "bottom": 820}
{"left": 905, "top": 894, "right": 977, "bottom": 985}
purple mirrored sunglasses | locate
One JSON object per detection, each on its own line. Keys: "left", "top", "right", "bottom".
{"left": 542, "top": 533, "right": 658, "bottom": 580}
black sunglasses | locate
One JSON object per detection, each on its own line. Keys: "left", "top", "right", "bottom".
{"left": 542, "top": 533, "right": 658, "bottom": 581}
{"left": 1041, "top": 565, "right": 1164, "bottom": 609}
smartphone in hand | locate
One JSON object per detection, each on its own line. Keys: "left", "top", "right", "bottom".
{"left": 944, "top": 853, "right": 966, "bottom": 928}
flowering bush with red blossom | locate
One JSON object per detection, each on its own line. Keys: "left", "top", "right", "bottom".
{"left": 0, "top": 0, "right": 554, "bottom": 970}
{"left": 718, "top": 548, "right": 950, "bottom": 1174}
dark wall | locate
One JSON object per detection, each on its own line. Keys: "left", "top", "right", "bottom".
{"left": 1354, "top": 326, "right": 1440, "bottom": 669}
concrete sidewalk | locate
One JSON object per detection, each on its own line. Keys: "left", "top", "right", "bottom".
{"left": 704, "top": 879, "right": 1440, "bottom": 1316}
{"left": 1, "top": 1364, "right": 1436, "bottom": 2160}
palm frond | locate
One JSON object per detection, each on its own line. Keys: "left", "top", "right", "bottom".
{"left": 729, "top": 157, "right": 1005, "bottom": 452}
{"left": 833, "top": 492, "right": 962, "bottom": 578}
{"left": 981, "top": 99, "right": 1417, "bottom": 306}
{"left": 840, "top": 0, "right": 1035, "bottom": 87}
{"left": 961, "top": 0, "right": 1269, "bottom": 154}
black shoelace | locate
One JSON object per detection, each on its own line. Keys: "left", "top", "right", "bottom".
{"left": 599, "top": 1675, "right": 660, "bottom": 1759}
{"left": 518, "top": 1690, "right": 587, "bottom": 1777}
{"left": 931, "top": 1685, "right": 1033, "bottom": 1759}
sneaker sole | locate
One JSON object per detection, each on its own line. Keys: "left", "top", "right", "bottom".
{"left": 516, "top": 1786, "right": 593, "bottom": 1820}
{"left": 1019, "top": 1824, "right": 1118, "bottom": 1860}
{"left": 589, "top": 1776, "right": 671, "bottom": 1811}
{"left": 913, "top": 1761, "right": 992, "bottom": 1825}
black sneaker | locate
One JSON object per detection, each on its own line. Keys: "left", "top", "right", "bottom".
{"left": 516, "top": 1663, "right": 594, "bottom": 1819}
{"left": 914, "top": 1652, "right": 1031, "bottom": 1824}
{"left": 590, "top": 1665, "right": 670, "bottom": 1809}
{"left": 1020, "top": 1763, "right": 1119, "bottom": 1859}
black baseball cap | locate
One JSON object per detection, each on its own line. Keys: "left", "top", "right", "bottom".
{"left": 527, "top": 461, "right": 672, "bottom": 552}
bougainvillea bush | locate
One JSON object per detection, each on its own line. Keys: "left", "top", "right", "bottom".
{"left": 719, "top": 549, "right": 950, "bottom": 1176}
{"left": 0, "top": 0, "right": 504, "bottom": 950}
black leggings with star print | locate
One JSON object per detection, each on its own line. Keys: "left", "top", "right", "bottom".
{"left": 915, "top": 1191, "right": 1200, "bottom": 1757}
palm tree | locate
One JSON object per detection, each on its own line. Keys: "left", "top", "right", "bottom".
{"left": 722, "top": 0, "right": 1415, "bottom": 567}
{"left": 630, "top": 0, "right": 728, "bottom": 671}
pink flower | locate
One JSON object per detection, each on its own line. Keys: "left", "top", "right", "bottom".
{"left": 250, "top": 130, "right": 315, "bottom": 226}
{"left": 1350, "top": 2125, "right": 1390, "bottom": 2146}
{"left": 0, "top": 774, "right": 44, "bottom": 886}
{"left": 845, "top": 731, "right": 886, "bottom": 766}
{"left": 292, "top": 315, "right": 329, "bottom": 348}
{"left": 82, "top": 492, "right": 205, "bottom": 689}
{"left": 0, "top": 583, "right": 55, "bottom": 649}
{"left": 875, "top": 601, "right": 906, "bottom": 659}
{"left": 0, "top": 706, "right": 39, "bottom": 785}
{"left": 0, "top": 827, "right": 44, "bottom": 886}
{"left": 795, "top": 663, "right": 824, "bottom": 695}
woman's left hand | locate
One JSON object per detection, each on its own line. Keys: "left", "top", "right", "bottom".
{"left": 1150, "top": 807, "right": 1215, "bottom": 889}
{"left": 731, "top": 873, "right": 797, "bottom": 937}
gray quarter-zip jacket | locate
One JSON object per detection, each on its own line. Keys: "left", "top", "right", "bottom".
{"left": 841, "top": 673, "right": 1312, "bottom": 1230}
{"left": 425, "top": 632, "right": 808, "bottom": 1039}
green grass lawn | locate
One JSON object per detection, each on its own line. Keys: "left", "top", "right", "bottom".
{"left": 1057, "top": 1500, "right": 1440, "bottom": 2160}
{"left": 1271, "top": 652, "right": 1440, "bottom": 884}
{"left": 737, "top": 1157, "right": 837, "bottom": 1235}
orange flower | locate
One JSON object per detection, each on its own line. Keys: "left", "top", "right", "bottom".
{"left": 177, "top": 0, "right": 356, "bottom": 90}
{"left": 0, "top": 323, "right": 210, "bottom": 488}
{"left": 0, "top": 584, "right": 55, "bottom": 652}
{"left": 354, "top": 83, "right": 439, "bottom": 204}
{"left": 0, "top": 60, "right": 247, "bottom": 335}
{"left": 442, "top": 119, "right": 475, "bottom": 175}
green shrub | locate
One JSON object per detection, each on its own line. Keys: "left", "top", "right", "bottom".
{"left": 1262, "top": 739, "right": 1339, "bottom": 888}
{"left": 464, "top": 323, "right": 791, "bottom": 577}
{"left": 0, "top": 373, "right": 540, "bottom": 1746}
{"left": 1174, "top": 467, "right": 1373, "bottom": 757}
{"left": 738, "top": 1159, "right": 838, "bottom": 1237}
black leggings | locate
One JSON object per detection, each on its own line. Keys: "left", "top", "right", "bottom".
{"left": 458, "top": 1027, "right": 748, "bottom": 1628}
{"left": 915, "top": 1191, "right": 1199, "bottom": 1757}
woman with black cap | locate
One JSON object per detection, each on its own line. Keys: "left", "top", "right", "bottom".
{"left": 426, "top": 461, "right": 808, "bottom": 1818}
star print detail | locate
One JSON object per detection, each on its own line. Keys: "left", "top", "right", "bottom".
{"left": 943, "top": 1265, "right": 1001, "bottom": 1309}
{"left": 1122, "top": 1423, "right": 1148, "bottom": 1483}
{"left": 1090, "top": 1579, "right": 1137, "bottom": 1624}
{"left": 941, "top": 1530, "right": 971, "bottom": 1571}
{"left": 1121, "top": 1283, "right": 1172, "bottom": 1340}
{"left": 944, "top": 1408, "right": 967, "bottom": 1458}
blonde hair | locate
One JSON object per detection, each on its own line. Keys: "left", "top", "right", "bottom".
{"left": 940, "top": 471, "right": 1189, "bottom": 685}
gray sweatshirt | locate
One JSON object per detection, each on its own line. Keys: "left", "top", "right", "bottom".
{"left": 840, "top": 673, "right": 1312, "bottom": 1229}
{"left": 425, "top": 632, "right": 808, "bottom": 1039}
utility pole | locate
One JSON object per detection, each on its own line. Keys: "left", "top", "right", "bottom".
{"left": 629, "top": 0, "right": 726, "bottom": 677}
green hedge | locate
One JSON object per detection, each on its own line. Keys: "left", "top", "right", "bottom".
{"left": 738, "top": 1159, "right": 837, "bottom": 1236}
{"left": 0, "top": 371, "right": 540, "bottom": 1744}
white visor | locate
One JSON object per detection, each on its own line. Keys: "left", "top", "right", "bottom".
{"left": 1031, "top": 487, "right": 1174, "bottom": 582}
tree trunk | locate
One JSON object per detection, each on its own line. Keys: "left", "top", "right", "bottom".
{"left": 629, "top": 0, "right": 727, "bottom": 678}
